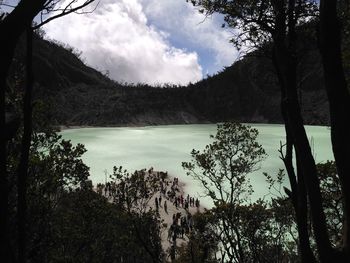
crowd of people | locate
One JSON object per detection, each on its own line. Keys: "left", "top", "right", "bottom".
{"left": 152, "top": 174, "right": 201, "bottom": 258}
{"left": 94, "top": 168, "right": 201, "bottom": 260}
{"left": 96, "top": 181, "right": 116, "bottom": 197}
{"left": 171, "top": 194, "right": 200, "bottom": 210}
{"left": 153, "top": 175, "right": 202, "bottom": 261}
{"left": 154, "top": 177, "right": 200, "bottom": 212}
{"left": 168, "top": 212, "right": 193, "bottom": 241}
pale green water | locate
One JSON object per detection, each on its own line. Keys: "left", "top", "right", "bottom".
{"left": 61, "top": 124, "right": 333, "bottom": 206}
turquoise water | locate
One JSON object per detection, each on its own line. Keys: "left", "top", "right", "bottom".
{"left": 61, "top": 124, "right": 333, "bottom": 206}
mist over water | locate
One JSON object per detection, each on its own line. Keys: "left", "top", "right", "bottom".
{"left": 61, "top": 124, "right": 333, "bottom": 207}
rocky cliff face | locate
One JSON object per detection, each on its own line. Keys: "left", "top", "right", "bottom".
{"left": 11, "top": 30, "right": 331, "bottom": 127}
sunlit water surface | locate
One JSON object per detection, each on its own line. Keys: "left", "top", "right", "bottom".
{"left": 61, "top": 124, "right": 333, "bottom": 207}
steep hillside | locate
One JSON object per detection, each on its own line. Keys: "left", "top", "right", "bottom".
{"left": 11, "top": 30, "right": 330, "bottom": 126}
{"left": 187, "top": 50, "right": 329, "bottom": 125}
{"left": 11, "top": 34, "right": 202, "bottom": 126}
{"left": 186, "top": 23, "right": 330, "bottom": 125}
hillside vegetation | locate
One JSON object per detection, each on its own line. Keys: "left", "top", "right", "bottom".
{"left": 12, "top": 28, "right": 330, "bottom": 127}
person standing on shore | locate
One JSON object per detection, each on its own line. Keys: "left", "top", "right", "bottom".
{"left": 185, "top": 200, "right": 189, "bottom": 210}
{"left": 155, "top": 197, "right": 159, "bottom": 212}
{"left": 164, "top": 200, "right": 168, "bottom": 214}
{"left": 195, "top": 198, "right": 200, "bottom": 208}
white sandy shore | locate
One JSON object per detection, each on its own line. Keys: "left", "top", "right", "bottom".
{"left": 59, "top": 124, "right": 148, "bottom": 130}
{"left": 58, "top": 122, "right": 214, "bottom": 131}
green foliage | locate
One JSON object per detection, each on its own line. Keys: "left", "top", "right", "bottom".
{"left": 18, "top": 134, "right": 164, "bottom": 262}
{"left": 187, "top": 0, "right": 318, "bottom": 50}
{"left": 207, "top": 197, "right": 298, "bottom": 262}
{"left": 6, "top": 127, "right": 91, "bottom": 261}
{"left": 182, "top": 123, "right": 298, "bottom": 262}
{"left": 5, "top": 93, "right": 164, "bottom": 263}
{"left": 44, "top": 189, "right": 161, "bottom": 263}
{"left": 4, "top": 59, "right": 165, "bottom": 262}
{"left": 181, "top": 123, "right": 303, "bottom": 262}
{"left": 182, "top": 122, "right": 266, "bottom": 203}
{"left": 175, "top": 211, "right": 219, "bottom": 263}
{"left": 108, "top": 167, "right": 164, "bottom": 262}
{"left": 30, "top": 132, "right": 90, "bottom": 189}
{"left": 177, "top": 197, "right": 298, "bottom": 263}
{"left": 317, "top": 161, "right": 343, "bottom": 247}
{"left": 110, "top": 166, "right": 160, "bottom": 213}
{"left": 179, "top": 123, "right": 344, "bottom": 262}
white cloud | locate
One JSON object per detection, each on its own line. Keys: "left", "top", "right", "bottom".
{"left": 140, "top": 0, "right": 239, "bottom": 70}
{"left": 44, "top": 0, "right": 203, "bottom": 85}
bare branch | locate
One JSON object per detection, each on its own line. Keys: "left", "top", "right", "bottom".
{"left": 32, "top": 0, "right": 98, "bottom": 30}
{"left": 0, "top": 3, "right": 16, "bottom": 8}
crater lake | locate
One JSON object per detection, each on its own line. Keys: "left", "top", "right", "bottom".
{"left": 61, "top": 123, "right": 333, "bottom": 206}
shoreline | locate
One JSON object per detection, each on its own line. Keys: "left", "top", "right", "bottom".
{"left": 59, "top": 122, "right": 329, "bottom": 132}
{"left": 58, "top": 122, "right": 212, "bottom": 131}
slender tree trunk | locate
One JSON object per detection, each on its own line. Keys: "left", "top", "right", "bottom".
{"left": 271, "top": 1, "right": 335, "bottom": 261}
{"left": 274, "top": 39, "right": 335, "bottom": 262}
{"left": 272, "top": 18, "right": 316, "bottom": 259}
{"left": 0, "top": 55, "right": 10, "bottom": 263}
{"left": 17, "top": 24, "right": 34, "bottom": 263}
{"left": 295, "top": 154, "right": 316, "bottom": 263}
{"left": 274, "top": 55, "right": 316, "bottom": 263}
{"left": 0, "top": 15, "right": 23, "bottom": 263}
{"left": 0, "top": 2, "right": 47, "bottom": 262}
{"left": 283, "top": 122, "right": 315, "bottom": 263}
{"left": 319, "top": 1, "right": 350, "bottom": 260}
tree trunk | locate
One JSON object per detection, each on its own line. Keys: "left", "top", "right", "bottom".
{"left": 282, "top": 47, "right": 334, "bottom": 262}
{"left": 0, "top": 64, "right": 10, "bottom": 263}
{"left": 0, "top": 1, "right": 47, "bottom": 262}
{"left": 17, "top": 24, "right": 34, "bottom": 263}
{"left": 280, "top": 74, "right": 315, "bottom": 263}
{"left": 319, "top": 0, "right": 350, "bottom": 260}
{"left": 0, "top": 15, "right": 21, "bottom": 263}
{"left": 273, "top": 53, "right": 316, "bottom": 263}
{"left": 271, "top": 8, "right": 315, "bottom": 258}
{"left": 271, "top": 1, "right": 335, "bottom": 261}
{"left": 295, "top": 154, "right": 316, "bottom": 263}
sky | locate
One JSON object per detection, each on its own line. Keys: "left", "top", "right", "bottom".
{"left": 2, "top": 0, "right": 239, "bottom": 85}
